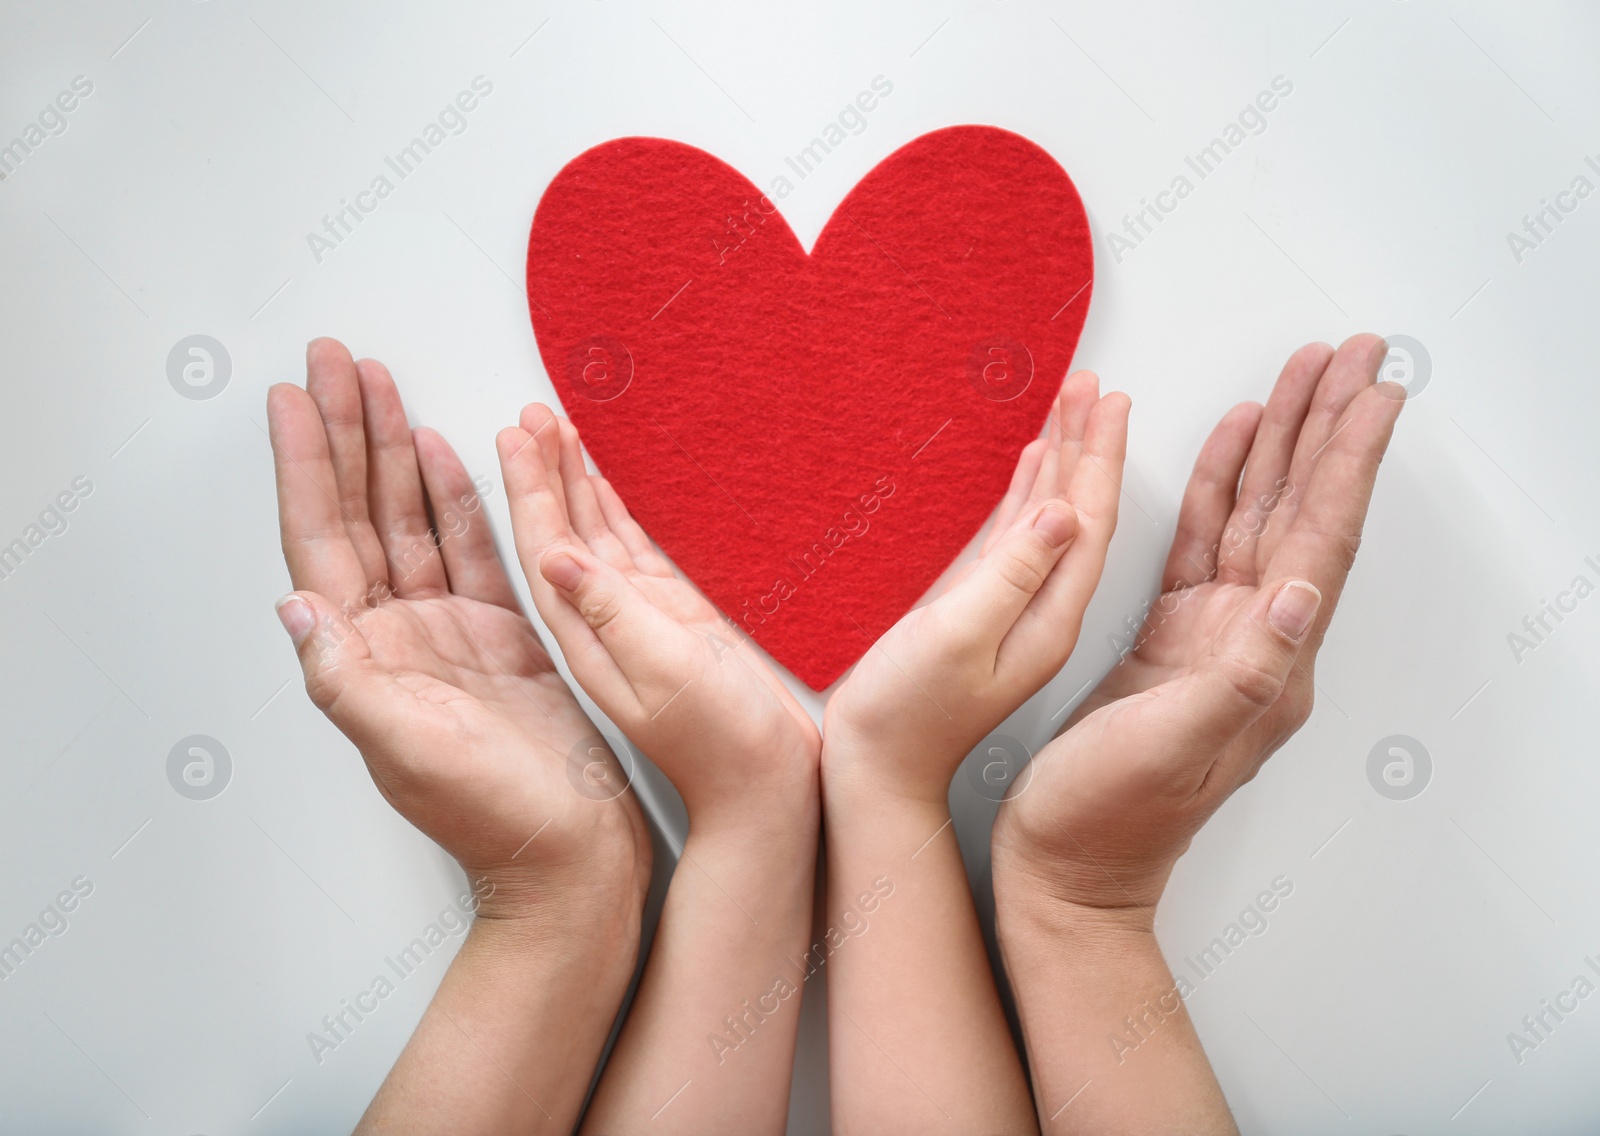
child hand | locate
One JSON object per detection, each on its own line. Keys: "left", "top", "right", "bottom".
{"left": 496, "top": 404, "right": 821, "bottom": 818}
{"left": 817, "top": 373, "right": 1126, "bottom": 1136}
{"left": 497, "top": 407, "right": 823, "bottom": 1133}
{"left": 823, "top": 372, "right": 1130, "bottom": 803}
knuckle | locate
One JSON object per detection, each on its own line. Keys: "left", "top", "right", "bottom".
{"left": 1303, "top": 516, "right": 1363, "bottom": 573}
{"left": 1216, "top": 652, "right": 1286, "bottom": 709}
{"left": 1287, "top": 688, "right": 1314, "bottom": 730}
{"left": 995, "top": 543, "right": 1052, "bottom": 595}
{"left": 1331, "top": 531, "right": 1361, "bottom": 572}
{"left": 302, "top": 671, "right": 339, "bottom": 713}
{"left": 577, "top": 587, "right": 624, "bottom": 632}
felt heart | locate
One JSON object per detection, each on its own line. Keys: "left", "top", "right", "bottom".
{"left": 526, "top": 125, "right": 1093, "bottom": 689}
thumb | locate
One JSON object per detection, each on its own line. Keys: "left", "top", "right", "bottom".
{"left": 935, "top": 501, "right": 1079, "bottom": 649}
{"left": 274, "top": 591, "right": 442, "bottom": 806}
{"left": 538, "top": 544, "right": 699, "bottom": 700}
{"left": 274, "top": 590, "right": 382, "bottom": 721}
{"left": 1167, "top": 578, "right": 1322, "bottom": 758}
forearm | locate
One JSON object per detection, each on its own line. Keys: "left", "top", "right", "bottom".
{"left": 357, "top": 894, "right": 642, "bottom": 1135}
{"left": 994, "top": 875, "right": 1236, "bottom": 1136}
{"left": 581, "top": 790, "right": 820, "bottom": 1134}
{"left": 823, "top": 767, "right": 1037, "bottom": 1135}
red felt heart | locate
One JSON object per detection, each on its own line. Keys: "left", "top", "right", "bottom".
{"left": 526, "top": 125, "right": 1093, "bottom": 690}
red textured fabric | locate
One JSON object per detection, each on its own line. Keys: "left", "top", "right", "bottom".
{"left": 526, "top": 125, "right": 1093, "bottom": 689}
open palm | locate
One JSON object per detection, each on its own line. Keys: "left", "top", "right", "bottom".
{"left": 997, "top": 336, "right": 1403, "bottom": 909}
{"left": 821, "top": 372, "right": 1129, "bottom": 802}
{"left": 554, "top": 412, "right": 810, "bottom": 738}
{"left": 269, "top": 341, "right": 645, "bottom": 898}
{"left": 497, "top": 406, "right": 820, "bottom": 815}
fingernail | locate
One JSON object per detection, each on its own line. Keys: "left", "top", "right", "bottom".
{"left": 541, "top": 550, "right": 585, "bottom": 591}
{"left": 1032, "top": 503, "right": 1078, "bottom": 547}
{"left": 275, "top": 594, "right": 315, "bottom": 645}
{"left": 1369, "top": 336, "right": 1390, "bottom": 372}
{"left": 1268, "top": 580, "right": 1321, "bottom": 641}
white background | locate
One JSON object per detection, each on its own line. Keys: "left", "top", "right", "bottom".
{"left": 2, "top": 1, "right": 1598, "bottom": 1132}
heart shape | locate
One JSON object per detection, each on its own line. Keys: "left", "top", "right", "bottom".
{"left": 526, "top": 125, "right": 1093, "bottom": 689}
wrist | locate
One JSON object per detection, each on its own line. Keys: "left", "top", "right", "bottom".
{"left": 991, "top": 798, "right": 1177, "bottom": 917}
{"left": 994, "top": 879, "right": 1172, "bottom": 1005}
{"left": 468, "top": 867, "right": 643, "bottom": 958}
{"left": 675, "top": 730, "right": 822, "bottom": 828}
{"left": 819, "top": 736, "right": 956, "bottom": 813}
{"left": 684, "top": 774, "right": 821, "bottom": 849}
{"left": 997, "top": 881, "right": 1159, "bottom": 947}
{"left": 465, "top": 816, "right": 651, "bottom": 928}
{"left": 992, "top": 844, "right": 1164, "bottom": 940}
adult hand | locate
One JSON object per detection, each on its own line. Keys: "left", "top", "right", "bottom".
{"left": 995, "top": 334, "right": 1403, "bottom": 918}
{"left": 271, "top": 340, "right": 652, "bottom": 1135}
{"left": 269, "top": 340, "right": 649, "bottom": 916}
{"left": 991, "top": 335, "right": 1402, "bottom": 1136}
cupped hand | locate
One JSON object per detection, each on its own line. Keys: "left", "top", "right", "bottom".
{"left": 269, "top": 340, "right": 649, "bottom": 918}
{"left": 496, "top": 406, "right": 821, "bottom": 822}
{"left": 993, "top": 335, "right": 1404, "bottom": 915}
{"left": 822, "top": 372, "right": 1131, "bottom": 804}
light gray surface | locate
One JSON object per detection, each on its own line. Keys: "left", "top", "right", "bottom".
{"left": 2, "top": 1, "right": 1597, "bottom": 1132}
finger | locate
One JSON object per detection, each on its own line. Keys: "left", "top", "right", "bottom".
{"left": 268, "top": 382, "right": 370, "bottom": 602}
{"left": 934, "top": 499, "right": 1080, "bottom": 651}
{"left": 1061, "top": 391, "right": 1131, "bottom": 539}
{"left": 498, "top": 417, "right": 576, "bottom": 548}
{"left": 555, "top": 418, "right": 635, "bottom": 573}
{"left": 498, "top": 420, "right": 610, "bottom": 667}
{"left": 1262, "top": 334, "right": 1388, "bottom": 561}
{"left": 1042, "top": 369, "right": 1100, "bottom": 501}
{"left": 1215, "top": 342, "right": 1331, "bottom": 585}
{"left": 413, "top": 427, "right": 521, "bottom": 611}
{"left": 1261, "top": 381, "right": 1404, "bottom": 651}
{"left": 981, "top": 438, "right": 1048, "bottom": 556}
{"left": 539, "top": 543, "right": 703, "bottom": 705}
{"left": 1159, "top": 577, "right": 1321, "bottom": 787}
{"left": 519, "top": 402, "right": 564, "bottom": 480}
{"left": 593, "top": 477, "right": 677, "bottom": 577}
{"left": 355, "top": 359, "right": 449, "bottom": 599}
{"left": 274, "top": 589, "right": 400, "bottom": 751}
{"left": 512, "top": 402, "right": 568, "bottom": 535}
{"left": 1029, "top": 387, "right": 1065, "bottom": 505}
{"left": 983, "top": 372, "right": 1098, "bottom": 559}
{"left": 999, "top": 392, "right": 1130, "bottom": 673}
{"left": 304, "top": 338, "right": 388, "bottom": 587}
{"left": 1161, "top": 401, "right": 1262, "bottom": 592}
